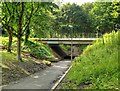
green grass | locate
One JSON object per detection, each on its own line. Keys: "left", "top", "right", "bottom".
{"left": 22, "top": 40, "right": 54, "bottom": 59}
{"left": 0, "top": 37, "right": 54, "bottom": 60}
{"left": 0, "top": 37, "right": 17, "bottom": 51}
{"left": 60, "top": 31, "right": 119, "bottom": 89}
{"left": 1, "top": 50, "right": 17, "bottom": 62}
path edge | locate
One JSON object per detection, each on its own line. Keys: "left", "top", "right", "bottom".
{"left": 51, "top": 64, "right": 72, "bottom": 90}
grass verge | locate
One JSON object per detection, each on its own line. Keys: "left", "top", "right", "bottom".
{"left": 58, "top": 31, "right": 119, "bottom": 89}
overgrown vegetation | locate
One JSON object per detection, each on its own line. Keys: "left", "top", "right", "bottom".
{"left": 23, "top": 40, "right": 53, "bottom": 59}
{"left": 59, "top": 31, "right": 119, "bottom": 89}
{"left": 0, "top": 37, "right": 53, "bottom": 85}
{"left": 0, "top": 37, "right": 53, "bottom": 60}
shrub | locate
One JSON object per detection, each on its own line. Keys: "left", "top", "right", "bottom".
{"left": 23, "top": 40, "right": 53, "bottom": 59}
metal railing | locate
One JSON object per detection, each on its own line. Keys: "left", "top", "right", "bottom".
{"left": 44, "top": 33, "right": 102, "bottom": 38}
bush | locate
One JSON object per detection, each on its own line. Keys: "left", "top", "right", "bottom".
{"left": 23, "top": 40, "right": 53, "bottom": 59}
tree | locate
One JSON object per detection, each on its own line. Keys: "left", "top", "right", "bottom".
{"left": 31, "top": 2, "right": 59, "bottom": 38}
{"left": 111, "top": 1, "right": 120, "bottom": 31}
{"left": 2, "top": 2, "right": 17, "bottom": 52}
{"left": 90, "top": 2, "right": 120, "bottom": 33}
{"left": 54, "top": 3, "right": 92, "bottom": 37}
{"left": 2, "top": 2, "right": 39, "bottom": 61}
{"left": 81, "top": 3, "right": 95, "bottom": 32}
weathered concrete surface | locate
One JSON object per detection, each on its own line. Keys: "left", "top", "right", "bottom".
{"left": 35, "top": 38, "right": 96, "bottom": 44}
{"left": 2, "top": 60, "right": 71, "bottom": 90}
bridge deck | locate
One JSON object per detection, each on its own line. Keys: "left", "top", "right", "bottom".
{"left": 34, "top": 38, "right": 97, "bottom": 44}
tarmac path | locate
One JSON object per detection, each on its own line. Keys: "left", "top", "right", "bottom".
{"left": 2, "top": 60, "right": 71, "bottom": 90}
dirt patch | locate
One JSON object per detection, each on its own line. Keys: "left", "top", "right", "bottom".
{"left": 2, "top": 60, "right": 47, "bottom": 85}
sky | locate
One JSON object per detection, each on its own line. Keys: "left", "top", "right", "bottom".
{"left": 54, "top": 0, "right": 118, "bottom": 7}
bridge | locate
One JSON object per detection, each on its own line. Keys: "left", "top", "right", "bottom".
{"left": 36, "top": 38, "right": 97, "bottom": 44}
{"left": 34, "top": 38, "right": 98, "bottom": 60}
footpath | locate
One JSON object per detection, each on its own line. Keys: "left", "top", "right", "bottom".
{"left": 2, "top": 60, "right": 71, "bottom": 90}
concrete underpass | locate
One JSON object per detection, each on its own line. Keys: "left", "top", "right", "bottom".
{"left": 34, "top": 38, "right": 96, "bottom": 59}
{"left": 49, "top": 44, "right": 78, "bottom": 59}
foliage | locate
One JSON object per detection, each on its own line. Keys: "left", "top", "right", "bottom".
{"left": 23, "top": 40, "right": 53, "bottom": 59}
{"left": 54, "top": 3, "right": 92, "bottom": 37}
{"left": 60, "top": 30, "right": 119, "bottom": 89}
{"left": 88, "top": 2, "right": 120, "bottom": 33}
{"left": 2, "top": 2, "right": 59, "bottom": 60}
{"left": 2, "top": 2, "right": 52, "bottom": 60}
{"left": 1, "top": 37, "right": 54, "bottom": 59}
{"left": 31, "top": 2, "right": 58, "bottom": 38}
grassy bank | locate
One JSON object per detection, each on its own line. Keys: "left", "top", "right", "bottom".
{"left": 1, "top": 37, "right": 54, "bottom": 59}
{"left": 0, "top": 37, "right": 54, "bottom": 85}
{"left": 59, "top": 31, "right": 119, "bottom": 89}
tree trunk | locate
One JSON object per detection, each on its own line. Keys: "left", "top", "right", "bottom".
{"left": 24, "top": 27, "right": 30, "bottom": 44}
{"left": 17, "top": 2, "right": 24, "bottom": 62}
{"left": 6, "top": 26, "right": 13, "bottom": 52}
{"left": 17, "top": 36, "right": 22, "bottom": 61}
{"left": 7, "top": 32, "right": 12, "bottom": 52}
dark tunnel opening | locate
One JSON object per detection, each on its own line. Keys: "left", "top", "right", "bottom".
{"left": 49, "top": 44, "right": 76, "bottom": 60}
{"left": 64, "top": 55, "right": 75, "bottom": 59}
